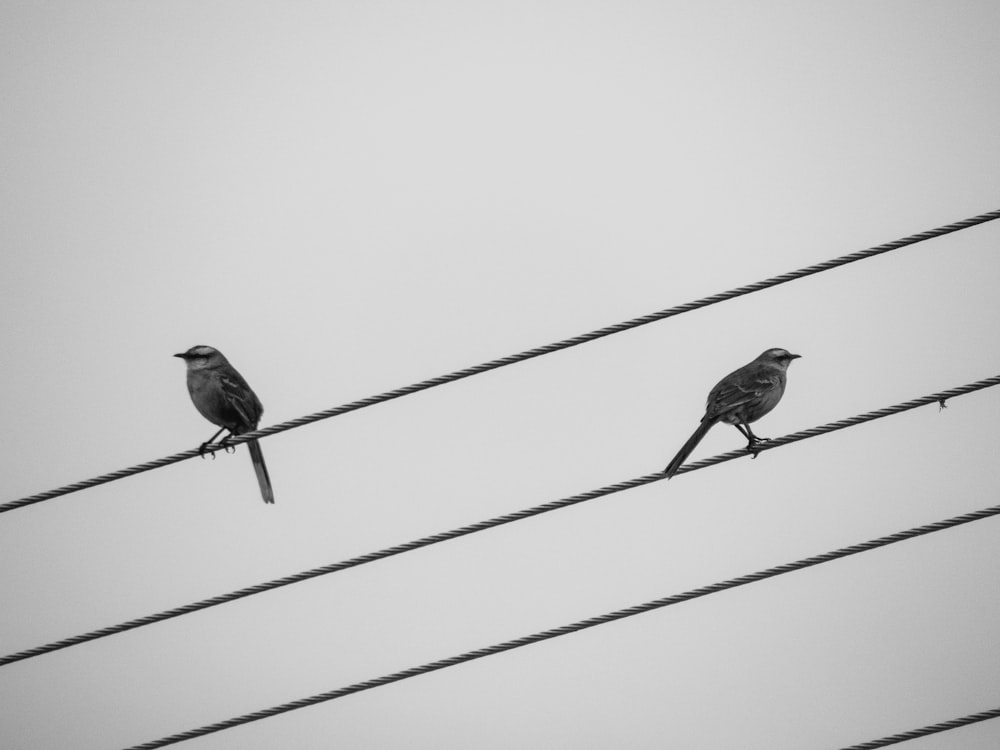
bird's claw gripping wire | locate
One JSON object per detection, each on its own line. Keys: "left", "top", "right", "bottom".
{"left": 939, "top": 398, "right": 948, "bottom": 411}
{"left": 197, "top": 426, "right": 229, "bottom": 459}
{"left": 746, "top": 436, "right": 767, "bottom": 459}
{"left": 197, "top": 439, "right": 236, "bottom": 458}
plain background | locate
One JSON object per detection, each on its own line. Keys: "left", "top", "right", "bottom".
{"left": 2, "top": 1, "right": 1000, "bottom": 748}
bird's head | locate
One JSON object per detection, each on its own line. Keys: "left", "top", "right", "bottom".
{"left": 174, "top": 345, "right": 228, "bottom": 370}
{"left": 758, "top": 348, "right": 801, "bottom": 369}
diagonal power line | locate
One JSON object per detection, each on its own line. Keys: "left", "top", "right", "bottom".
{"left": 5, "top": 208, "right": 1000, "bottom": 514}
{"left": 4, "top": 374, "right": 997, "bottom": 668}
{"left": 119, "top": 499, "right": 1000, "bottom": 749}
{"left": 835, "top": 706, "right": 1000, "bottom": 749}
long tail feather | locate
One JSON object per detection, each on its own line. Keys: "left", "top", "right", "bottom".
{"left": 247, "top": 439, "right": 275, "bottom": 504}
{"left": 663, "top": 418, "right": 716, "bottom": 478}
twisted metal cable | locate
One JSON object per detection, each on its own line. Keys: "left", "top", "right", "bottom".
{"left": 5, "top": 375, "right": 998, "bottom": 669}
{"left": 120, "top": 500, "right": 1000, "bottom": 749}
{"left": 835, "top": 706, "right": 1000, "bottom": 749}
{"left": 674, "top": 374, "right": 1000, "bottom": 475}
{"left": 6, "top": 208, "right": 1000, "bottom": 514}
{"left": 0, "top": 473, "right": 662, "bottom": 667}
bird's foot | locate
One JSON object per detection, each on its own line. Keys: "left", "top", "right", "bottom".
{"left": 197, "top": 442, "right": 217, "bottom": 460}
{"left": 219, "top": 437, "right": 237, "bottom": 455}
{"left": 746, "top": 437, "right": 767, "bottom": 459}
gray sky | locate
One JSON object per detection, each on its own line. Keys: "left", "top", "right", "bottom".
{"left": 3, "top": 1, "right": 1000, "bottom": 748}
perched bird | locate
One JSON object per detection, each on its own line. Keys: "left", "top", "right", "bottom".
{"left": 663, "top": 348, "right": 801, "bottom": 478}
{"left": 174, "top": 345, "right": 275, "bottom": 504}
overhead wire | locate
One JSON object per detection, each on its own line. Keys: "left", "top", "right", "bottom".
{"left": 5, "top": 373, "right": 998, "bottom": 668}
{"left": 834, "top": 706, "right": 1000, "bottom": 749}
{"left": 5, "top": 207, "right": 1000, "bottom": 515}
{"left": 5, "top": 211, "right": 998, "bottom": 749}
{"left": 118, "top": 498, "right": 1000, "bottom": 749}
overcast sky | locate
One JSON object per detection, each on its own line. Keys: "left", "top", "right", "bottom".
{"left": 3, "top": 2, "right": 1000, "bottom": 749}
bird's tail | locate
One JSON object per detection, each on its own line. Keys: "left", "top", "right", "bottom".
{"left": 247, "top": 439, "right": 275, "bottom": 504}
{"left": 664, "top": 418, "right": 716, "bottom": 478}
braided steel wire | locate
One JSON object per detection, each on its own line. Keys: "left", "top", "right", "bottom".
{"left": 675, "top": 374, "right": 1000, "bottom": 475}
{"left": 5, "top": 208, "right": 1000, "bottom": 514}
{"left": 120, "top": 500, "right": 1000, "bottom": 749}
{"left": 835, "top": 706, "right": 1000, "bottom": 749}
{"left": 5, "top": 374, "right": 998, "bottom": 668}
{"left": 0, "top": 473, "right": 662, "bottom": 666}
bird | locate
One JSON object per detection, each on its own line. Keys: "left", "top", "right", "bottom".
{"left": 174, "top": 345, "right": 275, "bottom": 504}
{"left": 663, "top": 348, "right": 801, "bottom": 478}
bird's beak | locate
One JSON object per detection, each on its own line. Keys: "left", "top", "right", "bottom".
{"left": 173, "top": 353, "right": 187, "bottom": 359}
{"left": 789, "top": 353, "right": 802, "bottom": 359}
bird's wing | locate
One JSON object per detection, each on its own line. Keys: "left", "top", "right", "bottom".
{"left": 218, "top": 371, "right": 264, "bottom": 431}
{"left": 706, "top": 369, "right": 781, "bottom": 417}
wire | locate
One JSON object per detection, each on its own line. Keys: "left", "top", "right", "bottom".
{"left": 5, "top": 208, "right": 1000, "bottom": 515}
{"left": 119, "top": 500, "right": 1000, "bottom": 749}
{"left": 5, "top": 374, "right": 997, "bottom": 668}
{"left": 834, "top": 706, "right": 1000, "bottom": 749}
{"left": 679, "top": 374, "right": 1000, "bottom": 472}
